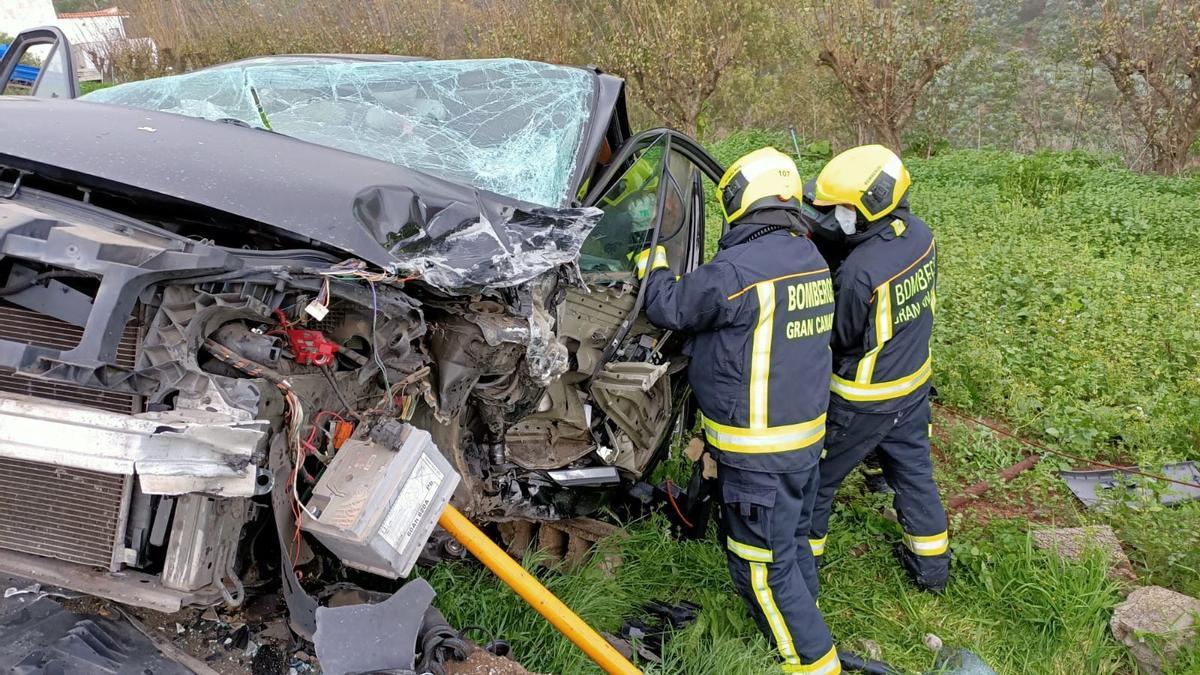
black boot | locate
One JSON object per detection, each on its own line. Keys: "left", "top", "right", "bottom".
{"left": 860, "top": 451, "right": 893, "bottom": 494}
{"left": 892, "top": 543, "right": 948, "bottom": 593}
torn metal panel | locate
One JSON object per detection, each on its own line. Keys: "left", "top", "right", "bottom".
{"left": 0, "top": 394, "right": 268, "bottom": 497}
{"left": 161, "top": 495, "right": 249, "bottom": 603}
{"left": 0, "top": 548, "right": 220, "bottom": 613}
{"left": 313, "top": 578, "right": 435, "bottom": 675}
{"left": 1061, "top": 462, "right": 1200, "bottom": 508}
{"left": 85, "top": 59, "right": 596, "bottom": 207}
{"left": 356, "top": 186, "right": 603, "bottom": 291}
{"left": 591, "top": 362, "right": 672, "bottom": 473}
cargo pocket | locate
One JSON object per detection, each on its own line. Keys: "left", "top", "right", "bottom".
{"left": 823, "top": 405, "right": 858, "bottom": 455}
{"left": 720, "top": 470, "right": 778, "bottom": 556}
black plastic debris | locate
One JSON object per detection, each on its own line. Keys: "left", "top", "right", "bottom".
{"left": 0, "top": 592, "right": 190, "bottom": 674}
{"left": 1060, "top": 461, "right": 1200, "bottom": 509}
{"left": 606, "top": 599, "right": 703, "bottom": 664}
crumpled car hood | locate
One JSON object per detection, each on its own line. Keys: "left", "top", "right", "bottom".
{"left": 0, "top": 97, "right": 600, "bottom": 292}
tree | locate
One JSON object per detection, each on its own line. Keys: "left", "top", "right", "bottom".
{"left": 806, "top": 0, "right": 970, "bottom": 151}
{"left": 578, "top": 0, "right": 754, "bottom": 136}
{"left": 53, "top": 0, "right": 109, "bottom": 12}
{"left": 1079, "top": 0, "right": 1200, "bottom": 175}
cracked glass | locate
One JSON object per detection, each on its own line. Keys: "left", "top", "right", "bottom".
{"left": 83, "top": 58, "right": 596, "bottom": 207}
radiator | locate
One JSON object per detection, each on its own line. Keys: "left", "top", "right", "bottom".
{"left": 0, "top": 457, "right": 129, "bottom": 570}
{"left": 0, "top": 300, "right": 138, "bottom": 570}
{"left": 0, "top": 302, "right": 140, "bottom": 414}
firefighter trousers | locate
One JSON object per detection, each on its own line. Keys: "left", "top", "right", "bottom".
{"left": 717, "top": 459, "right": 840, "bottom": 674}
{"left": 808, "top": 394, "right": 950, "bottom": 591}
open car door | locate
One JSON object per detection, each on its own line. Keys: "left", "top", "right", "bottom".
{"left": 0, "top": 26, "right": 79, "bottom": 99}
{"left": 502, "top": 130, "right": 724, "bottom": 483}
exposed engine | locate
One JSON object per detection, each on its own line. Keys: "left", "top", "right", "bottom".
{"left": 0, "top": 183, "right": 683, "bottom": 623}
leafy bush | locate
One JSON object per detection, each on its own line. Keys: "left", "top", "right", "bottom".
{"left": 914, "top": 150, "right": 1200, "bottom": 465}
{"left": 998, "top": 150, "right": 1097, "bottom": 207}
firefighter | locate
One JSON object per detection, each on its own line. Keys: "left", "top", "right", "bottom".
{"left": 637, "top": 147, "right": 840, "bottom": 674}
{"left": 800, "top": 145, "right": 950, "bottom": 592}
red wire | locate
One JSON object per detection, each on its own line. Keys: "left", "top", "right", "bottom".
{"left": 934, "top": 403, "right": 1200, "bottom": 490}
{"left": 301, "top": 410, "right": 348, "bottom": 454}
{"left": 664, "top": 478, "right": 695, "bottom": 529}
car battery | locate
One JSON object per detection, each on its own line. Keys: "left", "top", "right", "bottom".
{"left": 300, "top": 423, "right": 459, "bottom": 578}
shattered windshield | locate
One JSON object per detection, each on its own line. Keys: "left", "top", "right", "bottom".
{"left": 83, "top": 58, "right": 595, "bottom": 206}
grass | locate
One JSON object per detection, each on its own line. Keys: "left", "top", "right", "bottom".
{"left": 423, "top": 141, "right": 1200, "bottom": 674}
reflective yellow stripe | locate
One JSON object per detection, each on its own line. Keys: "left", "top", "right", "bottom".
{"left": 635, "top": 245, "right": 669, "bottom": 277}
{"left": 808, "top": 536, "right": 827, "bottom": 556}
{"left": 750, "top": 282, "right": 775, "bottom": 429}
{"left": 782, "top": 646, "right": 841, "bottom": 674}
{"left": 855, "top": 281, "right": 892, "bottom": 383}
{"left": 750, "top": 562, "right": 801, "bottom": 666}
{"left": 783, "top": 645, "right": 842, "bottom": 674}
{"left": 702, "top": 414, "right": 826, "bottom": 454}
{"left": 727, "top": 537, "right": 774, "bottom": 563}
{"left": 832, "top": 355, "right": 931, "bottom": 402}
{"left": 727, "top": 268, "right": 827, "bottom": 301}
{"left": 903, "top": 530, "right": 949, "bottom": 556}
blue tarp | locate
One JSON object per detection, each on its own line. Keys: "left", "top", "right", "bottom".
{"left": 0, "top": 44, "right": 42, "bottom": 86}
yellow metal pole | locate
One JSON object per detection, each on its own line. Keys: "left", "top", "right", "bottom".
{"left": 437, "top": 505, "right": 642, "bottom": 675}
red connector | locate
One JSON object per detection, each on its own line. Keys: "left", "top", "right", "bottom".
{"left": 285, "top": 329, "right": 339, "bottom": 366}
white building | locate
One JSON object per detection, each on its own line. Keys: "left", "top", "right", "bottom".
{"left": 1, "top": 2, "right": 135, "bottom": 82}
{"left": 0, "top": 0, "right": 58, "bottom": 38}
{"left": 57, "top": 7, "right": 131, "bottom": 80}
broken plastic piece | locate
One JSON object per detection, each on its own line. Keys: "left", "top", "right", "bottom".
{"left": 284, "top": 329, "right": 339, "bottom": 367}
{"left": 332, "top": 420, "right": 354, "bottom": 450}
{"left": 1060, "top": 461, "right": 1200, "bottom": 509}
{"left": 303, "top": 299, "right": 329, "bottom": 321}
{"left": 313, "top": 579, "right": 435, "bottom": 675}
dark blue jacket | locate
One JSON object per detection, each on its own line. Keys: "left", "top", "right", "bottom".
{"left": 827, "top": 209, "right": 936, "bottom": 413}
{"left": 643, "top": 211, "right": 833, "bottom": 472}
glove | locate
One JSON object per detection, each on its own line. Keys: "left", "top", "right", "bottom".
{"left": 634, "top": 245, "right": 669, "bottom": 280}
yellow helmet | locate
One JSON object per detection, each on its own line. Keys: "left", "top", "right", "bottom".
{"left": 717, "top": 147, "right": 802, "bottom": 224}
{"left": 813, "top": 145, "right": 911, "bottom": 222}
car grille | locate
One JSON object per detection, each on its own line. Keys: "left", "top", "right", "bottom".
{"left": 0, "top": 300, "right": 139, "bottom": 570}
{"left": 0, "top": 457, "right": 129, "bottom": 570}
{"left": 0, "top": 301, "right": 140, "bottom": 414}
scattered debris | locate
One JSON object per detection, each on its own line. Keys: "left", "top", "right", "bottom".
{"left": 1110, "top": 586, "right": 1200, "bottom": 675}
{"left": 1060, "top": 462, "right": 1200, "bottom": 509}
{"left": 3, "top": 582, "right": 77, "bottom": 602}
{"left": 603, "top": 599, "right": 702, "bottom": 664}
{"left": 444, "top": 648, "right": 539, "bottom": 675}
{"left": 1031, "top": 525, "right": 1136, "bottom": 581}
{"left": 923, "top": 632, "right": 944, "bottom": 652}
{"left": 946, "top": 454, "right": 1042, "bottom": 510}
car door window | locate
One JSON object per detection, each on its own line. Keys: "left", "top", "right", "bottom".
{"left": 0, "top": 28, "right": 78, "bottom": 99}
{"left": 579, "top": 136, "right": 668, "bottom": 273}
{"left": 658, "top": 149, "right": 700, "bottom": 270}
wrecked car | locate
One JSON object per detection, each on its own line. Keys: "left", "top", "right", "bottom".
{"left": 0, "top": 26, "right": 725, "bottom": 651}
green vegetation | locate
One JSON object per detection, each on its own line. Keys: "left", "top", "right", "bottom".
{"left": 425, "top": 139, "right": 1200, "bottom": 674}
